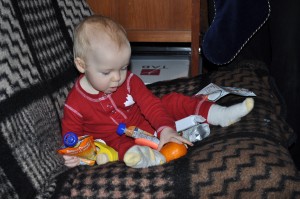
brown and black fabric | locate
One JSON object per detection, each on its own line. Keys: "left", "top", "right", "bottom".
{"left": 53, "top": 61, "right": 300, "bottom": 199}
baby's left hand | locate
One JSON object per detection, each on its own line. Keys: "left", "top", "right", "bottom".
{"left": 63, "top": 155, "right": 80, "bottom": 168}
{"left": 157, "top": 127, "right": 193, "bottom": 151}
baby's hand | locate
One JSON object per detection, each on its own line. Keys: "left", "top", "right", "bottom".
{"left": 157, "top": 127, "right": 193, "bottom": 151}
{"left": 63, "top": 155, "right": 80, "bottom": 168}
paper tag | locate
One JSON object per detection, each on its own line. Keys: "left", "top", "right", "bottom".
{"left": 195, "top": 83, "right": 256, "bottom": 101}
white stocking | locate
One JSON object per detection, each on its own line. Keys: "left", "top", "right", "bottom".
{"left": 207, "top": 98, "right": 254, "bottom": 127}
{"left": 124, "top": 145, "right": 166, "bottom": 168}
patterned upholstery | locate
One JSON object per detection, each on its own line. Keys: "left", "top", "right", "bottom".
{"left": 53, "top": 61, "right": 300, "bottom": 198}
{"left": 1, "top": 0, "right": 299, "bottom": 198}
{"left": 1, "top": 0, "right": 90, "bottom": 198}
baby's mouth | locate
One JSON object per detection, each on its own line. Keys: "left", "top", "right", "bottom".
{"left": 108, "top": 87, "right": 117, "bottom": 92}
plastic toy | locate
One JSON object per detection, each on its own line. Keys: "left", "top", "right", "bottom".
{"left": 58, "top": 132, "right": 118, "bottom": 166}
{"left": 117, "top": 123, "right": 159, "bottom": 149}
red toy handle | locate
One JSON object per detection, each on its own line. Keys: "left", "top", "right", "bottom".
{"left": 135, "top": 138, "right": 158, "bottom": 150}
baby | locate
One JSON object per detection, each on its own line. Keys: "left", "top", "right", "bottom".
{"left": 61, "top": 15, "right": 254, "bottom": 168}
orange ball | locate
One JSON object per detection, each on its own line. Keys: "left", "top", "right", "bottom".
{"left": 160, "top": 142, "right": 187, "bottom": 163}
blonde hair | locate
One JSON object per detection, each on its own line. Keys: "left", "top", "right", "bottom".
{"left": 73, "top": 15, "right": 129, "bottom": 60}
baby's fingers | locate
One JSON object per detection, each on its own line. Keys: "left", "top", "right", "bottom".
{"left": 172, "top": 136, "right": 193, "bottom": 146}
{"left": 157, "top": 141, "right": 166, "bottom": 151}
{"left": 63, "top": 155, "right": 80, "bottom": 168}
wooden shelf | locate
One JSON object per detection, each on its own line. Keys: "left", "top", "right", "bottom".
{"left": 87, "top": 0, "right": 201, "bottom": 76}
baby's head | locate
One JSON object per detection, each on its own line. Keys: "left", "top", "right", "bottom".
{"left": 73, "top": 15, "right": 131, "bottom": 94}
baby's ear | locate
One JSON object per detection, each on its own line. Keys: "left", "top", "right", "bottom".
{"left": 74, "top": 57, "right": 86, "bottom": 73}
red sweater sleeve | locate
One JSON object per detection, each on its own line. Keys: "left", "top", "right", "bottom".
{"left": 61, "top": 104, "right": 84, "bottom": 139}
{"left": 61, "top": 83, "right": 85, "bottom": 138}
{"left": 128, "top": 75, "right": 176, "bottom": 136}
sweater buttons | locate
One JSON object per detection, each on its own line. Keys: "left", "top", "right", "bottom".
{"left": 107, "top": 104, "right": 112, "bottom": 108}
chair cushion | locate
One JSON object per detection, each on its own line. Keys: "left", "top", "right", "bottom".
{"left": 53, "top": 60, "right": 300, "bottom": 198}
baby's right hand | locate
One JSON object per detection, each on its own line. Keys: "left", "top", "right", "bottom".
{"left": 63, "top": 155, "right": 80, "bottom": 168}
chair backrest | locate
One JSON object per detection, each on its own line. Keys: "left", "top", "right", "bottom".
{"left": 0, "top": 0, "right": 91, "bottom": 198}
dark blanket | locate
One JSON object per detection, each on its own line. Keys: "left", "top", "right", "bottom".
{"left": 202, "top": 0, "right": 270, "bottom": 64}
{"left": 53, "top": 61, "right": 300, "bottom": 198}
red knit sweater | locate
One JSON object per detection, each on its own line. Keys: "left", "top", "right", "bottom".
{"left": 62, "top": 71, "right": 213, "bottom": 160}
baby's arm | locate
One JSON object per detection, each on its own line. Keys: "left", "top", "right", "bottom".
{"left": 63, "top": 155, "right": 80, "bottom": 168}
{"left": 157, "top": 127, "right": 193, "bottom": 151}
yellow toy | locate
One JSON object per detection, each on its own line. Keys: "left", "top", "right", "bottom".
{"left": 94, "top": 140, "right": 118, "bottom": 165}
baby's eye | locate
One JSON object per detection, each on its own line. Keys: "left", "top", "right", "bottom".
{"left": 101, "top": 71, "right": 110, "bottom": 76}
{"left": 121, "top": 66, "right": 128, "bottom": 71}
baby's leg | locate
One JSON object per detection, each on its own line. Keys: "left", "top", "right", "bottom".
{"left": 161, "top": 92, "right": 254, "bottom": 127}
{"left": 161, "top": 92, "right": 214, "bottom": 121}
{"left": 207, "top": 98, "right": 254, "bottom": 127}
{"left": 124, "top": 145, "right": 166, "bottom": 168}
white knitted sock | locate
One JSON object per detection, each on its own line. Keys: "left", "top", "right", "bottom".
{"left": 207, "top": 98, "right": 254, "bottom": 127}
{"left": 124, "top": 145, "right": 166, "bottom": 168}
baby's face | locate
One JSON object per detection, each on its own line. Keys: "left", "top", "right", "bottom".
{"left": 84, "top": 37, "right": 131, "bottom": 94}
